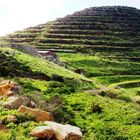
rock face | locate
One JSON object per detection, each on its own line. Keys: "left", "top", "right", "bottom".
{"left": 18, "top": 106, "right": 53, "bottom": 122}
{"left": 30, "top": 126, "right": 54, "bottom": 139}
{"left": 2, "top": 96, "right": 30, "bottom": 109}
{"left": 45, "top": 121, "right": 82, "bottom": 140}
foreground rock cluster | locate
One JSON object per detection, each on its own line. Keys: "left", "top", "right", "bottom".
{"left": 30, "top": 121, "right": 82, "bottom": 140}
{"left": 0, "top": 80, "right": 82, "bottom": 140}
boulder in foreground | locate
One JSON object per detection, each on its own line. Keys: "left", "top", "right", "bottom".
{"left": 45, "top": 121, "right": 82, "bottom": 140}
{"left": 30, "top": 126, "right": 54, "bottom": 139}
{"left": 18, "top": 105, "right": 53, "bottom": 122}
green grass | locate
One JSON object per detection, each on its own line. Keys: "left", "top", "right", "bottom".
{"left": 1, "top": 48, "right": 140, "bottom": 139}
{"left": 58, "top": 53, "right": 140, "bottom": 76}
{"left": 93, "top": 75, "right": 140, "bottom": 86}
{"left": 0, "top": 76, "right": 140, "bottom": 139}
{"left": 0, "top": 48, "right": 90, "bottom": 82}
{"left": 64, "top": 92, "right": 140, "bottom": 140}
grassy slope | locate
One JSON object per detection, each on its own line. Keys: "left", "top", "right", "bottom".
{"left": 0, "top": 48, "right": 89, "bottom": 81}
{"left": 58, "top": 53, "right": 140, "bottom": 76}
{"left": 58, "top": 52, "right": 140, "bottom": 95}
{"left": 0, "top": 48, "right": 93, "bottom": 139}
{"left": 1, "top": 48, "right": 140, "bottom": 139}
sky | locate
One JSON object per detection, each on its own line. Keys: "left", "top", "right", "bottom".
{"left": 0, "top": 0, "right": 140, "bottom": 36}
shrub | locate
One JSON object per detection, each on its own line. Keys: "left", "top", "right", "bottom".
{"left": 94, "top": 123, "right": 129, "bottom": 140}
{"left": 133, "top": 96, "right": 140, "bottom": 105}
{"left": 15, "top": 114, "right": 35, "bottom": 124}
{"left": 136, "top": 90, "right": 140, "bottom": 96}
{"left": 2, "top": 114, "right": 35, "bottom": 126}
{"left": 98, "top": 88, "right": 118, "bottom": 98}
{"left": 0, "top": 132, "right": 11, "bottom": 140}
{"left": 92, "top": 103, "right": 102, "bottom": 113}
{"left": 45, "top": 80, "right": 76, "bottom": 94}
{"left": 117, "top": 94, "right": 131, "bottom": 102}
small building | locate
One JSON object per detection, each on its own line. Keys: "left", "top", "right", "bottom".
{"left": 38, "top": 51, "right": 59, "bottom": 63}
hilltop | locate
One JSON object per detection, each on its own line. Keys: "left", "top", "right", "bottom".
{"left": 0, "top": 6, "right": 140, "bottom": 140}
{"left": 2, "top": 6, "right": 140, "bottom": 61}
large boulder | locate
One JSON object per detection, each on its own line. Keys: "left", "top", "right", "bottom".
{"left": 2, "top": 96, "right": 30, "bottom": 109}
{"left": 45, "top": 121, "right": 82, "bottom": 140}
{"left": 18, "top": 106, "right": 53, "bottom": 122}
{"left": 30, "top": 126, "right": 54, "bottom": 139}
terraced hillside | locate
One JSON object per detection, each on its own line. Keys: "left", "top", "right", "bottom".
{"left": 4, "top": 6, "right": 140, "bottom": 61}
{"left": 1, "top": 6, "right": 140, "bottom": 140}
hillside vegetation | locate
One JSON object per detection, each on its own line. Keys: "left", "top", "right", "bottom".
{"left": 0, "top": 6, "right": 140, "bottom": 140}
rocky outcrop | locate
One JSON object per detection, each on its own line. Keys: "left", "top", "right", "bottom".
{"left": 3, "top": 96, "right": 30, "bottom": 109}
{"left": 0, "top": 80, "right": 83, "bottom": 140}
{"left": 45, "top": 121, "right": 82, "bottom": 140}
{"left": 30, "top": 126, "right": 54, "bottom": 139}
{"left": 18, "top": 106, "right": 53, "bottom": 122}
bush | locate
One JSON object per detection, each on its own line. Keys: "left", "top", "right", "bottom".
{"left": 15, "top": 114, "right": 35, "bottom": 124}
{"left": 0, "top": 132, "right": 11, "bottom": 140}
{"left": 98, "top": 88, "right": 118, "bottom": 98}
{"left": 45, "top": 80, "right": 76, "bottom": 94}
{"left": 92, "top": 103, "right": 102, "bottom": 113}
{"left": 94, "top": 123, "right": 129, "bottom": 140}
{"left": 133, "top": 96, "right": 140, "bottom": 105}
{"left": 2, "top": 114, "right": 35, "bottom": 126}
{"left": 117, "top": 94, "right": 131, "bottom": 102}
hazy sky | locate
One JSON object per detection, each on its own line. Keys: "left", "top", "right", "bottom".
{"left": 0, "top": 0, "right": 140, "bottom": 36}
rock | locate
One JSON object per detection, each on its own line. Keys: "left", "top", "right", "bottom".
{"left": 30, "top": 126, "right": 54, "bottom": 139}
{"left": 0, "top": 80, "right": 10, "bottom": 85}
{"left": 18, "top": 106, "right": 53, "bottom": 122}
{"left": 11, "top": 84, "right": 21, "bottom": 94}
{"left": 30, "top": 101, "right": 37, "bottom": 108}
{"left": 6, "top": 115, "right": 17, "bottom": 123}
{"left": 0, "top": 80, "right": 14, "bottom": 97}
{"left": 2, "top": 96, "right": 30, "bottom": 109}
{"left": 45, "top": 121, "right": 82, "bottom": 140}
{"left": 0, "top": 124, "right": 9, "bottom": 132}
{"left": 6, "top": 91, "right": 15, "bottom": 97}
{"left": 1, "top": 115, "right": 17, "bottom": 125}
